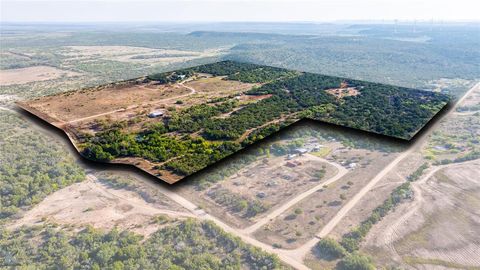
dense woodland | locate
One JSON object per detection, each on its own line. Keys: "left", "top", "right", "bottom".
{"left": 0, "top": 112, "right": 85, "bottom": 220}
{"left": 83, "top": 61, "right": 448, "bottom": 177}
{"left": 0, "top": 219, "right": 285, "bottom": 270}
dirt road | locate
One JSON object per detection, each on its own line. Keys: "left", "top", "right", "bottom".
{"left": 10, "top": 174, "right": 195, "bottom": 235}
{"left": 67, "top": 81, "right": 196, "bottom": 124}
{"left": 241, "top": 155, "right": 348, "bottom": 234}
{"left": 135, "top": 175, "right": 311, "bottom": 270}
{"left": 124, "top": 83, "right": 480, "bottom": 269}
{"left": 285, "top": 81, "right": 480, "bottom": 263}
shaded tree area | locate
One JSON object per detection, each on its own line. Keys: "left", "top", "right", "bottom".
{"left": 0, "top": 111, "right": 85, "bottom": 220}
{"left": 83, "top": 61, "right": 448, "bottom": 178}
{"left": 0, "top": 219, "right": 286, "bottom": 270}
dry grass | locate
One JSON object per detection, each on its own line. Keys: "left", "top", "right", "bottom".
{"left": 0, "top": 66, "right": 81, "bottom": 86}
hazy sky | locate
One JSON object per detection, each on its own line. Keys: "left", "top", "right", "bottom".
{"left": 1, "top": 0, "right": 479, "bottom": 22}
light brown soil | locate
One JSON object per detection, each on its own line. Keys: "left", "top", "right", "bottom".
{"left": 325, "top": 87, "right": 360, "bottom": 99}
{"left": 0, "top": 66, "right": 81, "bottom": 86}
{"left": 181, "top": 76, "right": 259, "bottom": 102}
{"left": 62, "top": 46, "right": 224, "bottom": 65}
{"left": 177, "top": 153, "right": 340, "bottom": 229}
{"left": 24, "top": 81, "right": 190, "bottom": 122}
{"left": 363, "top": 160, "right": 480, "bottom": 269}
{"left": 9, "top": 173, "right": 192, "bottom": 237}
{"left": 17, "top": 73, "right": 259, "bottom": 184}
{"left": 255, "top": 148, "right": 400, "bottom": 249}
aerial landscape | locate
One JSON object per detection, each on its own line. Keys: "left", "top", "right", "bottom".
{"left": 18, "top": 60, "right": 449, "bottom": 183}
{"left": 1, "top": 1, "right": 479, "bottom": 268}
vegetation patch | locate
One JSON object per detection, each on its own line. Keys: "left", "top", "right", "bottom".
{"left": 19, "top": 61, "right": 449, "bottom": 184}
{"left": 0, "top": 219, "right": 287, "bottom": 270}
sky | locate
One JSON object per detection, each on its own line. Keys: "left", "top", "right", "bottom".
{"left": 1, "top": 0, "right": 479, "bottom": 22}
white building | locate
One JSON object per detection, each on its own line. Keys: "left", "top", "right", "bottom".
{"left": 148, "top": 110, "right": 164, "bottom": 118}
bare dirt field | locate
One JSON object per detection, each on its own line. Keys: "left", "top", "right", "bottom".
{"left": 184, "top": 75, "right": 258, "bottom": 96}
{"left": 0, "top": 65, "right": 81, "bottom": 86}
{"left": 23, "top": 80, "right": 191, "bottom": 122}
{"left": 21, "top": 75, "right": 255, "bottom": 125}
{"left": 62, "top": 46, "right": 225, "bottom": 66}
{"left": 303, "top": 151, "right": 427, "bottom": 269}
{"left": 362, "top": 160, "right": 480, "bottom": 269}
{"left": 254, "top": 147, "right": 401, "bottom": 249}
{"left": 325, "top": 86, "right": 360, "bottom": 99}
{"left": 9, "top": 172, "right": 191, "bottom": 237}
{"left": 177, "top": 152, "right": 339, "bottom": 229}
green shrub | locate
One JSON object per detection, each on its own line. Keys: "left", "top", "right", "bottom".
{"left": 314, "top": 238, "right": 347, "bottom": 260}
{"left": 336, "top": 253, "right": 375, "bottom": 270}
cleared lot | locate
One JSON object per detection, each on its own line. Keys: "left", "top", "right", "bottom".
{"left": 363, "top": 161, "right": 480, "bottom": 268}
{"left": 0, "top": 66, "right": 81, "bottom": 86}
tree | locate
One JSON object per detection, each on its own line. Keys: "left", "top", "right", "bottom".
{"left": 336, "top": 253, "right": 375, "bottom": 270}
{"left": 314, "top": 238, "right": 347, "bottom": 260}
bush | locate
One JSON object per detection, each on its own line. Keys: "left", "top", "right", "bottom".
{"left": 336, "top": 253, "right": 375, "bottom": 270}
{"left": 314, "top": 238, "right": 347, "bottom": 260}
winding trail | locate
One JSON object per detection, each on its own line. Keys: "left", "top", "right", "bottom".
{"left": 67, "top": 81, "right": 196, "bottom": 124}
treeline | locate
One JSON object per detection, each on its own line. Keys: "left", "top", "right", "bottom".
{"left": 146, "top": 69, "right": 194, "bottom": 84}
{"left": 338, "top": 164, "right": 430, "bottom": 253}
{"left": 162, "top": 141, "right": 241, "bottom": 175}
{"left": 324, "top": 81, "right": 449, "bottom": 139}
{"left": 0, "top": 219, "right": 285, "bottom": 270}
{"left": 148, "top": 60, "right": 298, "bottom": 84}
{"left": 313, "top": 238, "right": 375, "bottom": 270}
{"left": 434, "top": 150, "right": 480, "bottom": 165}
{"left": 248, "top": 70, "right": 449, "bottom": 139}
{"left": 313, "top": 163, "right": 430, "bottom": 268}
{"left": 82, "top": 130, "right": 241, "bottom": 176}
{"left": 203, "top": 95, "right": 299, "bottom": 140}
{"left": 0, "top": 112, "right": 85, "bottom": 220}
{"left": 226, "top": 67, "right": 298, "bottom": 83}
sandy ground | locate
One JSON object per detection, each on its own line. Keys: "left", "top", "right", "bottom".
{"left": 0, "top": 66, "right": 81, "bottom": 86}
{"left": 9, "top": 174, "right": 193, "bottom": 237}
{"left": 23, "top": 81, "right": 191, "bottom": 122}
{"left": 62, "top": 45, "right": 225, "bottom": 65}
{"left": 177, "top": 152, "right": 340, "bottom": 229}
{"left": 363, "top": 160, "right": 480, "bottom": 268}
